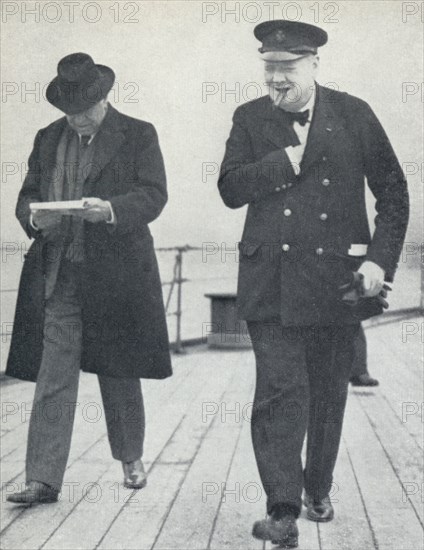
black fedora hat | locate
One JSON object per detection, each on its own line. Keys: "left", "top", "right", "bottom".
{"left": 46, "top": 53, "right": 115, "bottom": 115}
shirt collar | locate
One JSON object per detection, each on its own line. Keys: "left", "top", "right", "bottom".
{"left": 77, "top": 133, "right": 97, "bottom": 145}
{"left": 275, "top": 84, "right": 316, "bottom": 122}
{"left": 300, "top": 85, "right": 316, "bottom": 122}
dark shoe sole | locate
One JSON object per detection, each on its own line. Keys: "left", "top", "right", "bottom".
{"left": 6, "top": 495, "right": 58, "bottom": 505}
{"left": 303, "top": 498, "right": 334, "bottom": 522}
{"left": 124, "top": 478, "right": 147, "bottom": 490}
{"left": 271, "top": 537, "right": 298, "bottom": 548}
{"left": 350, "top": 377, "right": 379, "bottom": 387}
{"left": 351, "top": 383, "right": 379, "bottom": 387}
{"left": 306, "top": 510, "right": 334, "bottom": 522}
{"left": 252, "top": 524, "right": 298, "bottom": 547}
{"left": 304, "top": 503, "right": 334, "bottom": 522}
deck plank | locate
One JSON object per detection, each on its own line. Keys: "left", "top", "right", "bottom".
{"left": 317, "top": 439, "right": 375, "bottom": 550}
{"left": 155, "top": 377, "right": 251, "bottom": 549}
{"left": 0, "top": 318, "right": 422, "bottom": 550}
{"left": 0, "top": 442, "right": 111, "bottom": 550}
{"left": 342, "top": 394, "right": 423, "bottom": 550}
{"left": 353, "top": 390, "right": 423, "bottom": 525}
{"left": 209, "top": 417, "right": 265, "bottom": 550}
{"left": 365, "top": 324, "right": 423, "bottom": 448}
{"left": 0, "top": 358, "right": 196, "bottom": 486}
{"left": 98, "top": 354, "right": 243, "bottom": 549}
{"left": 0, "top": 358, "right": 200, "bottom": 543}
{"left": 0, "top": 428, "right": 109, "bottom": 535}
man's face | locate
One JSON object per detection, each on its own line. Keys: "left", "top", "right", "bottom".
{"left": 66, "top": 98, "right": 108, "bottom": 135}
{"left": 264, "top": 55, "right": 319, "bottom": 111}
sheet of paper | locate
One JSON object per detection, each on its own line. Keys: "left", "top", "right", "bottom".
{"left": 29, "top": 200, "right": 86, "bottom": 212}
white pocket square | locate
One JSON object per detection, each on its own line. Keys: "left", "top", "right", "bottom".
{"left": 348, "top": 244, "right": 368, "bottom": 256}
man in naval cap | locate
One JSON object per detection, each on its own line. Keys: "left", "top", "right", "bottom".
{"left": 218, "top": 20, "right": 408, "bottom": 547}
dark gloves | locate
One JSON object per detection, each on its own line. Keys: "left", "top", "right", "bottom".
{"left": 339, "top": 271, "right": 391, "bottom": 320}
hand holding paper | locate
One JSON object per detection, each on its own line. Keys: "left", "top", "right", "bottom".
{"left": 77, "top": 197, "right": 113, "bottom": 224}
{"left": 32, "top": 210, "right": 63, "bottom": 232}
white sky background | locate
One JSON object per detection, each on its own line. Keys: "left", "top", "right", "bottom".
{"left": 1, "top": 0, "right": 423, "bottom": 258}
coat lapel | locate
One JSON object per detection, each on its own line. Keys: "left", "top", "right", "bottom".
{"left": 251, "top": 97, "right": 298, "bottom": 180}
{"left": 39, "top": 118, "right": 67, "bottom": 200}
{"left": 39, "top": 106, "right": 127, "bottom": 198}
{"left": 300, "top": 84, "right": 347, "bottom": 175}
{"left": 86, "top": 105, "right": 127, "bottom": 189}
{"left": 253, "top": 96, "right": 293, "bottom": 149}
{"left": 250, "top": 90, "right": 348, "bottom": 181}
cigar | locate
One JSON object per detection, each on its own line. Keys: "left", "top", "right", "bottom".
{"left": 275, "top": 90, "right": 284, "bottom": 105}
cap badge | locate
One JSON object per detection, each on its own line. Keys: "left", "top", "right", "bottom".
{"left": 275, "top": 30, "right": 285, "bottom": 42}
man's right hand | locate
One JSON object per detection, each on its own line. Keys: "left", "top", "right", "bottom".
{"left": 31, "top": 211, "right": 63, "bottom": 238}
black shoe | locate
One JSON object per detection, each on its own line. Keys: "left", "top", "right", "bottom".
{"left": 303, "top": 494, "right": 334, "bottom": 522}
{"left": 252, "top": 514, "right": 298, "bottom": 548}
{"left": 6, "top": 481, "right": 59, "bottom": 505}
{"left": 350, "top": 374, "right": 379, "bottom": 387}
{"left": 122, "top": 459, "right": 147, "bottom": 489}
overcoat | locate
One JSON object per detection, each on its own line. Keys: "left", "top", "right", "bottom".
{"left": 218, "top": 84, "right": 409, "bottom": 325}
{"left": 6, "top": 105, "right": 172, "bottom": 382}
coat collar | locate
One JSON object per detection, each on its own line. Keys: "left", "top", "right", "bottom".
{"left": 39, "top": 105, "right": 127, "bottom": 198}
{"left": 41, "top": 104, "right": 127, "bottom": 172}
{"left": 87, "top": 104, "right": 127, "bottom": 181}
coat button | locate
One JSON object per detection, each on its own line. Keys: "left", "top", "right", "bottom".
{"left": 284, "top": 209, "right": 292, "bottom": 217}
{"left": 282, "top": 244, "right": 290, "bottom": 252}
{"left": 322, "top": 156, "right": 327, "bottom": 161}
{"left": 275, "top": 186, "right": 281, "bottom": 192}
{"left": 319, "top": 213, "right": 328, "bottom": 221}
{"left": 287, "top": 182, "right": 293, "bottom": 188}
{"left": 322, "top": 178, "right": 330, "bottom": 186}
{"left": 282, "top": 184, "right": 287, "bottom": 189}
{"left": 316, "top": 247, "right": 324, "bottom": 255}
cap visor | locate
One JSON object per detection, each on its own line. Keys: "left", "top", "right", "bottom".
{"left": 260, "top": 51, "right": 308, "bottom": 62}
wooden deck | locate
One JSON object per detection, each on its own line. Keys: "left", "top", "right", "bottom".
{"left": 0, "top": 316, "right": 423, "bottom": 550}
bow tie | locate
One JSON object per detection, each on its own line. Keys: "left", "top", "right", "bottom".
{"left": 280, "top": 109, "right": 310, "bottom": 127}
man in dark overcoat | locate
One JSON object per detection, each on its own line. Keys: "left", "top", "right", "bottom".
{"left": 218, "top": 21, "right": 409, "bottom": 547}
{"left": 6, "top": 53, "right": 172, "bottom": 504}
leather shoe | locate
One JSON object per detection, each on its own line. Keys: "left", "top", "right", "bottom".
{"left": 6, "top": 481, "right": 59, "bottom": 504}
{"left": 122, "top": 459, "right": 147, "bottom": 489}
{"left": 303, "top": 494, "right": 334, "bottom": 522}
{"left": 350, "top": 374, "right": 379, "bottom": 386}
{"left": 252, "top": 514, "right": 298, "bottom": 548}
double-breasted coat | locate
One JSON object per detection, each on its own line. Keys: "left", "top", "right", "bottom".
{"left": 218, "top": 84, "right": 409, "bottom": 325}
{"left": 6, "top": 105, "right": 172, "bottom": 382}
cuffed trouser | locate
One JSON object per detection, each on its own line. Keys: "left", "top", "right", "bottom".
{"left": 351, "top": 324, "right": 368, "bottom": 377}
{"left": 26, "top": 260, "right": 144, "bottom": 491}
{"left": 247, "top": 321, "right": 359, "bottom": 517}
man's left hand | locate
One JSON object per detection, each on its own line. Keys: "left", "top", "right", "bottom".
{"left": 78, "top": 197, "right": 112, "bottom": 223}
{"left": 358, "top": 261, "right": 385, "bottom": 297}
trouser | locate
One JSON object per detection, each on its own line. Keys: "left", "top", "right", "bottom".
{"left": 351, "top": 324, "right": 368, "bottom": 377}
{"left": 247, "top": 321, "right": 359, "bottom": 517}
{"left": 26, "top": 260, "right": 144, "bottom": 491}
